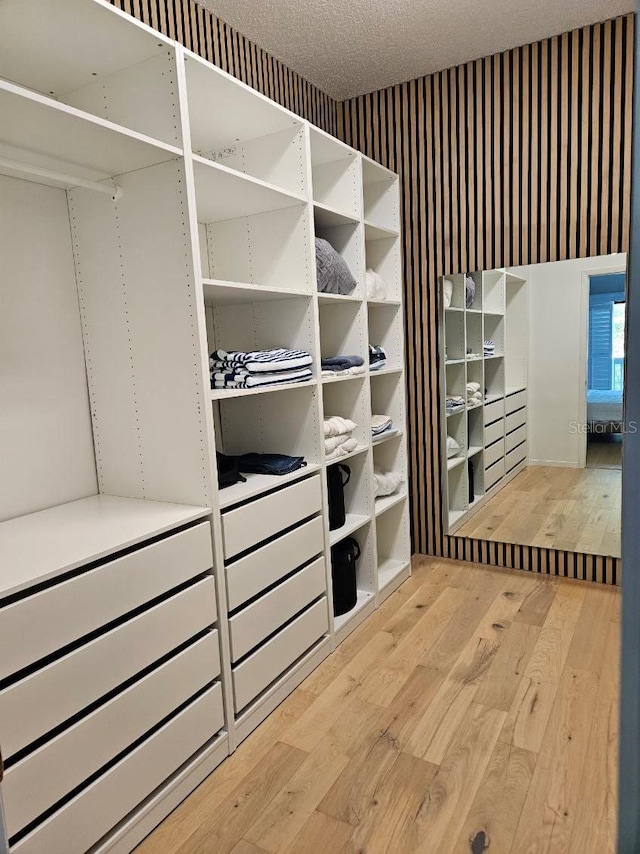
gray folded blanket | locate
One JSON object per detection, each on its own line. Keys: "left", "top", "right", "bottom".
{"left": 315, "top": 237, "right": 357, "bottom": 295}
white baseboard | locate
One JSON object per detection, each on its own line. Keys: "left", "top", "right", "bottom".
{"left": 528, "top": 459, "right": 580, "bottom": 468}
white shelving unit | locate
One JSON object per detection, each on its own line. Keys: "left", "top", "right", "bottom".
{"left": 0, "top": 4, "right": 410, "bottom": 852}
{"left": 440, "top": 269, "right": 529, "bottom": 533}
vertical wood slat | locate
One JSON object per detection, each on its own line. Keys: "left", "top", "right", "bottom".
{"left": 338, "top": 14, "right": 631, "bottom": 585}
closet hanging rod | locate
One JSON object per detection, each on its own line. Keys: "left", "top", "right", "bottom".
{"left": 0, "top": 156, "right": 123, "bottom": 199}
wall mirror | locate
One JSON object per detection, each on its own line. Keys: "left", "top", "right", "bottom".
{"left": 439, "top": 253, "right": 626, "bottom": 559}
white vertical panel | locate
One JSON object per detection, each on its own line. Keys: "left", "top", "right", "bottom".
{"left": 0, "top": 176, "right": 97, "bottom": 521}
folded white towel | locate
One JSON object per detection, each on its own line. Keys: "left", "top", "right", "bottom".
{"left": 447, "top": 436, "right": 461, "bottom": 459}
{"left": 374, "top": 469, "right": 403, "bottom": 497}
{"left": 321, "top": 364, "right": 367, "bottom": 378}
{"left": 326, "top": 438, "right": 358, "bottom": 460}
{"left": 466, "top": 382, "right": 481, "bottom": 393}
{"left": 324, "top": 416, "right": 357, "bottom": 438}
{"left": 324, "top": 434, "right": 356, "bottom": 454}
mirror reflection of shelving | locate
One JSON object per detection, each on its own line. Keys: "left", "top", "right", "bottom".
{"left": 439, "top": 267, "right": 529, "bottom": 534}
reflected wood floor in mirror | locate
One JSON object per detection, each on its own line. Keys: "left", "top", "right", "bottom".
{"left": 456, "top": 466, "right": 621, "bottom": 557}
{"left": 139, "top": 557, "right": 619, "bottom": 854}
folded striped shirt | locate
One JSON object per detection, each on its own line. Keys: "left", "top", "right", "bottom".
{"left": 211, "top": 366, "right": 313, "bottom": 389}
{"left": 211, "top": 348, "right": 312, "bottom": 374}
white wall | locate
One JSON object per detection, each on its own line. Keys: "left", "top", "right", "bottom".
{"left": 523, "top": 253, "right": 626, "bottom": 468}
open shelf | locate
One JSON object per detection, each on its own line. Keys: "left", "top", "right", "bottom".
{"left": 319, "top": 300, "right": 367, "bottom": 368}
{"left": 366, "top": 235, "right": 401, "bottom": 302}
{"left": 0, "top": 495, "right": 211, "bottom": 599}
{"left": 218, "top": 463, "right": 321, "bottom": 510}
{"left": 310, "top": 129, "right": 360, "bottom": 221}
{"left": 318, "top": 292, "right": 362, "bottom": 306}
{"left": 333, "top": 589, "right": 374, "bottom": 633}
{"left": 193, "top": 155, "right": 306, "bottom": 222}
{"left": 368, "top": 302, "right": 403, "bottom": 372}
{"left": 329, "top": 513, "right": 370, "bottom": 546}
{"left": 202, "top": 279, "right": 310, "bottom": 306}
{"left": 0, "top": 80, "right": 182, "bottom": 188}
{"left": 315, "top": 218, "right": 363, "bottom": 298}
{"left": 362, "top": 157, "right": 399, "bottom": 232}
{"left": 375, "top": 492, "right": 407, "bottom": 516}
{"left": 468, "top": 446, "right": 483, "bottom": 458}
{"left": 314, "top": 201, "right": 359, "bottom": 228}
{"left": 323, "top": 378, "right": 371, "bottom": 452}
{"left": 364, "top": 221, "right": 399, "bottom": 241}
{"left": 378, "top": 558, "right": 410, "bottom": 591}
{"left": 325, "top": 444, "right": 369, "bottom": 466}
{"left": 211, "top": 378, "right": 317, "bottom": 400}
{"left": 322, "top": 372, "right": 367, "bottom": 385}
{"left": 372, "top": 428, "right": 403, "bottom": 446}
{"left": 447, "top": 455, "right": 466, "bottom": 471}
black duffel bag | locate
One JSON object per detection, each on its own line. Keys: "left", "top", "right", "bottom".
{"left": 330, "top": 536, "right": 360, "bottom": 616}
{"left": 326, "top": 463, "right": 351, "bottom": 530}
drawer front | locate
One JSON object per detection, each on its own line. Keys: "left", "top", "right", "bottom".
{"left": 484, "top": 398, "right": 504, "bottom": 426}
{"left": 506, "top": 424, "right": 527, "bottom": 453}
{"left": 12, "top": 686, "right": 224, "bottom": 854}
{"left": 505, "top": 407, "right": 527, "bottom": 434}
{"left": 4, "top": 633, "right": 221, "bottom": 837}
{"left": 0, "top": 522, "right": 213, "bottom": 682}
{"left": 506, "top": 442, "right": 527, "bottom": 473}
{"left": 232, "top": 598, "right": 328, "bottom": 712}
{"left": 484, "top": 419, "right": 504, "bottom": 448}
{"left": 226, "top": 516, "right": 324, "bottom": 611}
{"left": 0, "top": 577, "right": 218, "bottom": 759}
{"left": 222, "top": 475, "right": 322, "bottom": 560}
{"left": 485, "top": 458, "right": 505, "bottom": 491}
{"left": 505, "top": 389, "right": 527, "bottom": 415}
{"left": 229, "top": 557, "right": 326, "bottom": 662}
{"left": 484, "top": 438, "right": 505, "bottom": 469}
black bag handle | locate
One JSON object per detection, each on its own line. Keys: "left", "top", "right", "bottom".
{"left": 348, "top": 536, "right": 361, "bottom": 562}
{"left": 338, "top": 464, "right": 351, "bottom": 487}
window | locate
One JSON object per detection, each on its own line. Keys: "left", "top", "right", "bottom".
{"left": 588, "top": 273, "right": 626, "bottom": 393}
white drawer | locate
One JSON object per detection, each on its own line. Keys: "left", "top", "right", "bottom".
{"left": 485, "top": 458, "right": 505, "bottom": 491}
{"left": 506, "top": 442, "right": 527, "bottom": 473}
{"left": 223, "top": 475, "right": 322, "bottom": 560}
{"left": 229, "top": 557, "right": 326, "bottom": 662}
{"left": 0, "top": 577, "right": 217, "bottom": 759}
{"left": 484, "top": 419, "right": 504, "bottom": 447}
{"left": 506, "top": 424, "right": 527, "bottom": 453}
{"left": 484, "top": 438, "right": 504, "bottom": 469}
{"left": 232, "top": 597, "right": 328, "bottom": 712}
{"left": 3, "top": 633, "right": 220, "bottom": 837}
{"left": 484, "top": 398, "right": 504, "bottom": 426}
{"left": 226, "top": 516, "right": 324, "bottom": 611}
{"left": 0, "top": 522, "right": 213, "bottom": 682}
{"left": 505, "top": 407, "right": 527, "bottom": 434}
{"left": 12, "top": 686, "right": 224, "bottom": 854}
{"left": 505, "top": 389, "right": 527, "bottom": 415}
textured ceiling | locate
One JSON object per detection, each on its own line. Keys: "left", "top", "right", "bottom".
{"left": 199, "top": 0, "right": 634, "bottom": 100}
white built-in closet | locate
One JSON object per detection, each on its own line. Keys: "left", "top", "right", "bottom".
{"left": 0, "top": 1, "right": 410, "bottom": 851}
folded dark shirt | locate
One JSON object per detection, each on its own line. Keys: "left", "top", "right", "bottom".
{"left": 321, "top": 355, "right": 365, "bottom": 371}
{"left": 228, "top": 452, "right": 307, "bottom": 476}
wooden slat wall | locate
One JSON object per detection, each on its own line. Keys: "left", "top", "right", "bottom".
{"left": 338, "top": 15, "right": 634, "bottom": 585}
{"left": 109, "top": 0, "right": 338, "bottom": 135}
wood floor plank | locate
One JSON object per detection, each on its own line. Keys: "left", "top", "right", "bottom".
{"left": 450, "top": 741, "right": 536, "bottom": 854}
{"left": 141, "top": 557, "right": 619, "bottom": 854}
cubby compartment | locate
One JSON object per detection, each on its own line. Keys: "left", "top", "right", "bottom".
{"left": 484, "top": 357, "right": 505, "bottom": 401}
{"left": 198, "top": 204, "right": 313, "bottom": 295}
{"left": 368, "top": 303, "right": 403, "bottom": 371}
{"left": 315, "top": 219, "right": 363, "bottom": 300}
{"left": 467, "top": 405, "right": 484, "bottom": 456}
{"left": 444, "top": 310, "right": 466, "bottom": 362}
{"left": 467, "top": 272, "right": 483, "bottom": 311}
{"left": 442, "top": 274, "right": 466, "bottom": 311}
{"left": 362, "top": 157, "right": 399, "bottom": 232}
{"left": 505, "top": 272, "right": 528, "bottom": 393}
{"left": 328, "top": 450, "right": 372, "bottom": 544}
{"left": 446, "top": 408, "right": 467, "bottom": 471}
{"left": 376, "top": 500, "right": 410, "bottom": 591}
{"left": 445, "top": 361, "right": 466, "bottom": 401}
{"left": 215, "top": 384, "right": 322, "bottom": 487}
{"left": 310, "top": 127, "right": 361, "bottom": 220}
{"left": 319, "top": 300, "right": 367, "bottom": 367}
{"left": 447, "top": 458, "right": 469, "bottom": 529}
{"left": 370, "top": 371, "right": 405, "bottom": 441}
{"left": 484, "top": 313, "right": 505, "bottom": 357}
{"left": 0, "top": 0, "right": 182, "bottom": 149}
{"left": 465, "top": 311, "right": 483, "bottom": 360}
{"left": 466, "top": 359, "right": 484, "bottom": 411}
{"left": 323, "top": 376, "right": 370, "bottom": 451}
{"left": 373, "top": 434, "right": 407, "bottom": 513}
{"left": 483, "top": 270, "right": 505, "bottom": 314}
{"left": 185, "top": 52, "right": 307, "bottom": 197}
{"left": 468, "top": 452, "right": 485, "bottom": 508}
{"left": 331, "top": 519, "right": 377, "bottom": 633}
{"left": 365, "top": 236, "right": 402, "bottom": 303}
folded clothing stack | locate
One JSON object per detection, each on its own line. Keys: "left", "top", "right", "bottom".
{"left": 372, "top": 414, "right": 398, "bottom": 441}
{"left": 366, "top": 268, "right": 387, "bottom": 300}
{"left": 466, "top": 347, "right": 481, "bottom": 360}
{"left": 466, "top": 381, "right": 483, "bottom": 408}
{"left": 324, "top": 416, "right": 358, "bottom": 460}
{"left": 216, "top": 452, "right": 307, "bottom": 488}
{"left": 321, "top": 355, "right": 366, "bottom": 378}
{"left": 210, "top": 348, "right": 312, "bottom": 390}
{"left": 374, "top": 468, "right": 403, "bottom": 497}
{"left": 369, "top": 344, "right": 387, "bottom": 372}
{"left": 446, "top": 395, "right": 465, "bottom": 413}
{"left": 483, "top": 339, "right": 495, "bottom": 357}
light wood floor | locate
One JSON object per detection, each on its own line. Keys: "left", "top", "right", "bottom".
{"left": 139, "top": 557, "right": 620, "bottom": 854}
{"left": 586, "top": 438, "right": 623, "bottom": 470}
{"left": 456, "top": 466, "right": 621, "bottom": 557}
